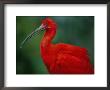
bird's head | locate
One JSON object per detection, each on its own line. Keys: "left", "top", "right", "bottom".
{"left": 41, "top": 18, "right": 57, "bottom": 30}
{"left": 20, "top": 18, "right": 57, "bottom": 48}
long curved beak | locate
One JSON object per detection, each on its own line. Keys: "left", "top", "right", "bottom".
{"left": 20, "top": 24, "right": 44, "bottom": 48}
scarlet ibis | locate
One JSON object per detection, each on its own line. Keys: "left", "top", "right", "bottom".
{"left": 20, "top": 18, "right": 94, "bottom": 74}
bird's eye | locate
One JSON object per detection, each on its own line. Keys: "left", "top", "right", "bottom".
{"left": 43, "top": 22, "right": 51, "bottom": 29}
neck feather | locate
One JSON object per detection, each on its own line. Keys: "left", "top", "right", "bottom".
{"left": 40, "top": 29, "right": 56, "bottom": 48}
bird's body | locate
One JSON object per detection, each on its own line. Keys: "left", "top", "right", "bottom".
{"left": 21, "top": 17, "right": 94, "bottom": 74}
{"left": 40, "top": 18, "right": 94, "bottom": 74}
{"left": 41, "top": 43, "right": 94, "bottom": 74}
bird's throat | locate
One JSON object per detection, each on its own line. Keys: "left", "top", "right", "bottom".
{"left": 40, "top": 29, "right": 56, "bottom": 49}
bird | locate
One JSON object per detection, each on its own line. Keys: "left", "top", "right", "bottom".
{"left": 20, "top": 17, "right": 94, "bottom": 74}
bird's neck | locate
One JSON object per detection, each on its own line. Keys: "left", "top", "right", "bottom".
{"left": 40, "top": 28, "right": 56, "bottom": 49}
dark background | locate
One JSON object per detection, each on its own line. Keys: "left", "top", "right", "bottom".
{"left": 16, "top": 16, "right": 94, "bottom": 74}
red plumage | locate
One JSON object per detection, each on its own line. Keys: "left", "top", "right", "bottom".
{"left": 40, "top": 18, "right": 94, "bottom": 74}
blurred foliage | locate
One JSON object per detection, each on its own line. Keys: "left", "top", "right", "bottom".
{"left": 16, "top": 16, "right": 94, "bottom": 74}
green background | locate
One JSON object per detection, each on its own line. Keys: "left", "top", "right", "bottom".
{"left": 16, "top": 16, "right": 94, "bottom": 74}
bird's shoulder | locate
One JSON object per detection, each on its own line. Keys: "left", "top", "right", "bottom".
{"left": 54, "top": 43, "right": 88, "bottom": 54}
{"left": 54, "top": 43, "right": 90, "bottom": 63}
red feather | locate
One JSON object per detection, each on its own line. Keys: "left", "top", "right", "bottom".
{"left": 39, "top": 18, "right": 94, "bottom": 74}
